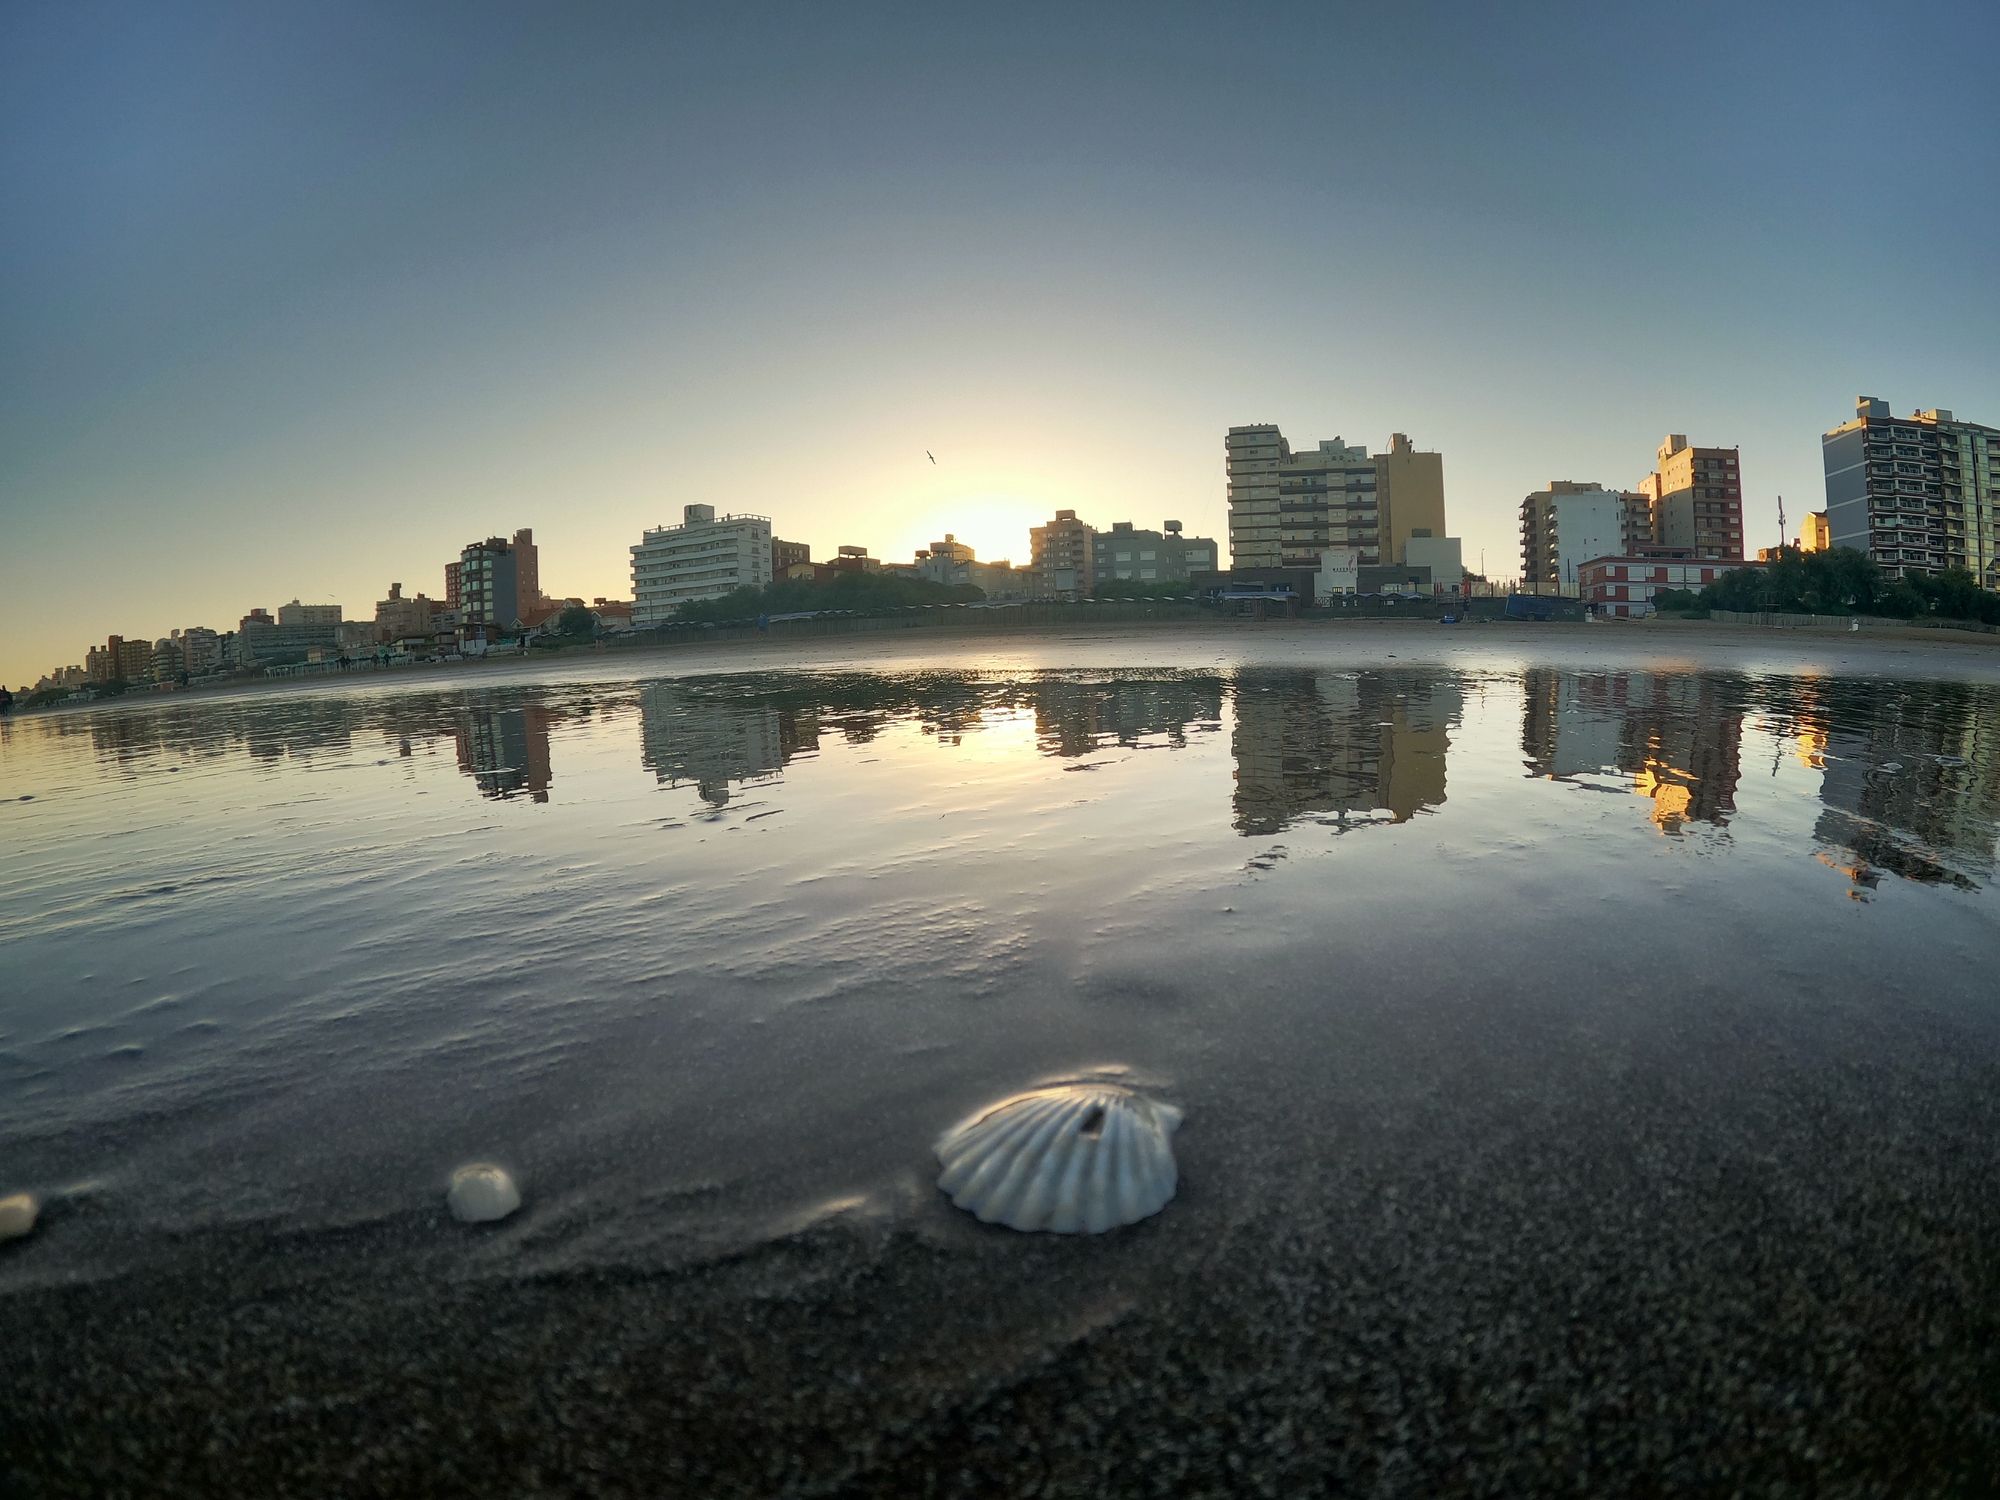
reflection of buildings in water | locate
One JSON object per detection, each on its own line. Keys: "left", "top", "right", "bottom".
{"left": 1520, "top": 669, "right": 1622, "bottom": 779}
{"left": 1521, "top": 669, "right": 1742, "bottom": 835}
{"left": 66, "top": 699, "right": 360, "bottom": 771}
{"left": 1032, "top": 677, "right": 1224, "bottom": 759}
{"left": 638, "top": 684, "right": 818, "bottom": 807}
{"left": 1791, "top": 678, "right": 2000, "bottom": 890}
{"left": 450, "top": 706, "right": 555, "bottom": 802}
{"left": 1230, "top": 671, "right": 1459, "bottom": 835}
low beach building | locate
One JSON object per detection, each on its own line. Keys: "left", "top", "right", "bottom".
{"left": 1094, "top": 520, "right": 1219, "bottom": 588}
{"left": 1578, "top": 554, "right": 1758, "bottom": 618}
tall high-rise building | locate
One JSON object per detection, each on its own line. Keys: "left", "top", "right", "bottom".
{"left": 629, "top": 504, "right": 773, "bottom": 625}
{"left": 444, "top": 561, "right": 463, "bottom": 609}
{"left": 1519, "top": 482, "right": 1647, "bottom": 587}
{"left": 1374, "top": 433, "right": 1446, "bottom": 567}
{"left": 86, "top": 634, "right": 152, "bottom": 683}
{"left": 1224, "top": 425, "right": 1447, "bottom": 572}
{"left": 511, "top": 528, "right": 541, "bottom": 609}
{"left": 1030, "top": 509, "right": 1096, "bottom": 596}
{"left": 1821, "top": 397, "right": 2000, "bottom": 586}
{"left": 178, "top": 627, "right": 222, "bottom": 676}
{"left": 1225, "top": 426, "right": 1379, "bottom": 569}
{"left": 1637, "top": 435, "right": 1744, "bottom": 562}
{"left": 459, "top": 535, "right": 529, "bottom": 629}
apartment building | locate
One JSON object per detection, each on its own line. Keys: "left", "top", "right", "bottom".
{"left": 1225, "top": 425, "right": 1449, "bottom": 574}
{"left": 772, "top": 538, "right": 812, "bottom": 578}
{"left": 85, "top": 634, "right": 154, "bottom": 683}
{"left": 1637, "top": 435, "right": 1744, "bottom": 561}
{"left": 1798, "top": 511, "right": 1830, "bottom": 553}
{"left": 277, "top": 599, "right": 342, "bottom": 628}
{"left": 375, "top": 582, "right": 440, "bottom": 643}
{"left": 511, "top": 528, "right": 541, "bottom": 608}
{"left": 177, "top": 627, "right": 222, "bottom": 676}
{"left": 1821, "top": 397, "right": 2000, "bottom": 586}
{"left": 1375, "top": 433, "right": 1446, "bottom": 566}
{"left": 912, "top": 534, "right": 1035, "bottom": 599}
{"left": 630, "top": 504, "right": 773, "bottom": 625}
{"left": 459, "top": 537, "right": 524, "bottom": 629}
{"left": 1095, "top": 520, "right": 1219, "bottom": 585}
{"left": 1030, "top": 509, "right": 1096, "bottom": 597}
{"left": 1225, "top": 426, "right": 1380, "bottom": 569}
{"left": 1520, "top": 483, "right": 1648, "bottom": 587}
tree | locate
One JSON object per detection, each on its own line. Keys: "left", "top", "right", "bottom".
{"left": 556, "top": 604, "right": 596, "bottom": 636}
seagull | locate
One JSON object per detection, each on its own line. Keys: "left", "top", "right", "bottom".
{"left": 926, "top": 451, "right": 936, "bottom": 464}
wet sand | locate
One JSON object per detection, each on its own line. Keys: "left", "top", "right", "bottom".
{"left": 7, "top": 987, "right": 1996, "bottom": 1498}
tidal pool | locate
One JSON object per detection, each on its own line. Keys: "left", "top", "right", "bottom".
{"left": 3, "top": 633, "right": 1997, "bottom": 1495}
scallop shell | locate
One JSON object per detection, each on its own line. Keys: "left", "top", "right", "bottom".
{"left": 446, "top": 1163, "right": 521, "bottom": 1224}
{"left": 935, "top": 1083, "right": 1182, "bottom": 1234}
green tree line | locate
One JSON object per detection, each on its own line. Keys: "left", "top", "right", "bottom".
{"left": 1656, "top": 547, "right": 2000, "bottom": 625}
{"left": 667, "top": 571, "right": 986, "bottom": 624}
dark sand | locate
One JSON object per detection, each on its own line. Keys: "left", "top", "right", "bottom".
{"left": 7, "top": 975, "right": 1998, "bottom": 1498}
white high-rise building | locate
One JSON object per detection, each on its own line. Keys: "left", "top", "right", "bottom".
{"left": 631, "top": 505, "right": 773, "bottom": 625}
{"left": 1519, "top": 482, "right": 1649, "bottom": 588}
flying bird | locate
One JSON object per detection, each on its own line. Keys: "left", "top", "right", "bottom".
{"left": 926, "top": 450, "right": 936, "bottom": 464}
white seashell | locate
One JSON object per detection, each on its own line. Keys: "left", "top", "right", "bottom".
{"left": 935, "top": 1084, "right": 1183, "bottom": 1234}
{"left": 446, "top": 1163, "right": 521, "bottom": 1224}
{"left": 0, "top": 1192, "right": 38, "bottom": 1242}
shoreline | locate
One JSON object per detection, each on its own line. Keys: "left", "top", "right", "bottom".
{"left": 14, "top": 613, "right": 2000, "bottom": 717}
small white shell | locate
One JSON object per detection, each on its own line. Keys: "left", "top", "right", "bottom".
{"left": 0, "top": 1192, "right": 39, "bottom": 1242}
{"left": 446, "top": 1163, "right": 521, "bottom": 1224}
{"left": 936, "top": 1083, "right": 1182, "bottom": 1234}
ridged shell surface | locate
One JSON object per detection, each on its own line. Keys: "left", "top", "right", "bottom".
{"left": 935, "top": 1084, "right": 1182, "bottom": 1234}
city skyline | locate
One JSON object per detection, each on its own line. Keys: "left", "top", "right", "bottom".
{"left": 5, "top": 3, "right": 1998, "bottom": 688}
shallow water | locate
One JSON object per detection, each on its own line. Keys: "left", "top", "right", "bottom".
{"left": 4, "top": 642, "right": 1995, "bottom": 1277}
{"left": 3, "top": 634, "right": 1999, "bottom": 1491}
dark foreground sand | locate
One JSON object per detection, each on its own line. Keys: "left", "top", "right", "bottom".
{"left": 6, "top": 979, "right": 1998, "bottom": 1499}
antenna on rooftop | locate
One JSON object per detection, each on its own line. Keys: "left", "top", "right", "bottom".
{"left": 1776, "top": 494, "right": 1786, "bottom": 552}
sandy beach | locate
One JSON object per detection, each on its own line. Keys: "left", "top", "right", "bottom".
{"left": 4, "top": 623, "right": 1997, "bottom": 1497}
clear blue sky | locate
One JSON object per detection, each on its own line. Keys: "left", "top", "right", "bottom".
{"left": 4, "top": 0, "right": 1996, "bottom": 685}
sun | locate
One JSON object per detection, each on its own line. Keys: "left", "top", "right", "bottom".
{"left": 903, "top": 493, "right": 1052, "bottom": 567}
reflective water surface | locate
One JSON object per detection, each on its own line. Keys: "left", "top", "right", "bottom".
{"left": 3, "top": 655, "right": 1998, "bottom": 1261}
{"left": 3, "top": 638, "right": 1998, "bottom": 1492}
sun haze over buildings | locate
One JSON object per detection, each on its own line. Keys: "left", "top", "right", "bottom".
{"left": 2, "top": 4, "right": 1997, "bottom": 685}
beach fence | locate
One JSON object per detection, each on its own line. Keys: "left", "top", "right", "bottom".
{"left": 1710, "top": 608, "right": 1861, "bottom": 630}
{"left": 1710, "top": 609, "right": 2000, "bottom": 635}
